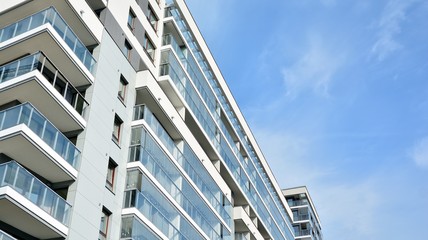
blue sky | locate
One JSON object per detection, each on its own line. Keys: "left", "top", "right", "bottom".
{"left": 185, "top": 0, "right": 428, "bottom": 239}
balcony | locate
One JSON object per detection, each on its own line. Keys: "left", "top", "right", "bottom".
{"left": 0, "top": 161, "right": 70, "bottom": 239}
{"left": 0, "top": 7, "right": 95, "bottom": 85}
{"left": 233, "top": 206, "right": 264, "bottom": 240}
{"left": 0, "top": 229, "right": 16, "bottom": 240}
{"left": 120, "top": 216, "right": 161, "bottom": 240}
{"left": 0, "top": 103, "right": 80, "bottom": 182}
{"left": 132, "top": 105, "right": 233, "bottom": 228}
{"left": 0, "top": 52, "right": 88, "bottom": 132}
{"left": 288, "top": 199, "right": 309, "bottom": 207}
{"left": 295, "top": 229, "right": 311, "bottom": 237}
{"left": 294, "top": 214, "right": 310, "bottom": 221}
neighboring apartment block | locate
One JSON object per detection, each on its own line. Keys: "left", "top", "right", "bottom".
{"left": 283, "top": 187, "right": 323, "bottom": 240}
{"left": 0, "top": 0, "right": 321, "bottom": 239}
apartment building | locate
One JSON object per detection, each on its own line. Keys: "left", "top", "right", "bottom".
{"left": 0, "top": 0, "right": 319, "bottom": 239}
{"left": 283, "top": 187, "right": 323, "bottom": 240}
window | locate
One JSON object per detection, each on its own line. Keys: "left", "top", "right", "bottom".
{"left": 147, "top": 5, "right": 158, "bottom": 31}
{"left": 106, "top": 158, "right": 118, "bottom": 191}
{"left": 118, "top": 75, "right": 128, "bottom": 101}
{"left": 99, "top": 207, "right": 111, "bottom": 240}
{"left": 123, "top": 39, "right": 132, "bottom": 60}
{"left": 112, "top": 114, "right": 123, "bottom": 143}
{"left": 143, "top": 34, "right": 155, "bottom": 60}
{"left": 128, "top": 9, "right": 136, "bottom": 31}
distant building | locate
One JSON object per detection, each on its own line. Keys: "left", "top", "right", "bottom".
{"left": 283, "top": 187, "right": 323, "bottom": 240}
{"left": 0, "top": 0, "right": 321, "bottom": 239}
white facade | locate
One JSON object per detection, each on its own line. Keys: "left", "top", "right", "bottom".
{"left": 0, "top": 0, "right": 319, "bottom": 239}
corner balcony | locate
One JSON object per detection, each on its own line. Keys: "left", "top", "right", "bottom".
{"left": 0, "top": 161, "right": 70, "bottom": 239}
{"left": 0, "top": 52, "right": 88, "bottom": 132}
{"left": 0, "top": 7, "right": 96, "bottom": 85}
{"left": 0, "top": 103, "right": 79, "bottom": 182}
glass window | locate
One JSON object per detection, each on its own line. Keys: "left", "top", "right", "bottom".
{"left": 112, "top": 114, "right": 123, "bottom": 143}
{"left": 106, "top": 158, "right": 117, "bottom": 191}
{"left": 147, "top": 5, "right": 158, "bottom": 31}
{"left": 118, "top": 75, "right": 128, "bottom": 101}
{"left": 143, "top": 34, "right": 155, "bottom": 60}
{"left": 99, "top": 207, "right": 111, "bottom": 240}
{"left": 123, "top": 39, "right": 133, "bottom": 60}
{"left": 128, "top": 9, "right": 136, "bottom": 31}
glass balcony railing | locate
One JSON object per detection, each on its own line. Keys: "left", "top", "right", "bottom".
{"left": 0, "top": 229, "right": 16, "bottom": 240}
{"left": 160, "top": 50, "right": 218, "bottom": 147}
{"left": 0, "top": 52, "right": 89, "bottom": 117}
{"left": 0, "top": 103, "right": 81, "bottom": 168}
{"left": 294, "top": 214, "right": 310, "bottom": 221}
{"left": 295, "top": 229, "right": 311, "bottom": 237}
{"left": 0, "top": 7, "right": 96, "bottom": 73}
{"left": 121, "top": 216, "right": 160, "bottom": 240}
{"left": 288, "top": 199, "right": 309, "bottom": 207}
{"left": 162, "top": 34, "right": 217, "bottom": 115}
{"left": 128, "top": 125, "right": 229, "bottom": 239}
{"left": 124, "top": 171, "right": 206, "bottom": 240}
{"left": 0, "top": 161, "right": 71, "bottom": 226}
{"left": 132, "top": 105, "right": 233, "bottom": 227}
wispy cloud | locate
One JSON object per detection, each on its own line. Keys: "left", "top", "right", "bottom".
{"left": 411, "top": 137, "right": 428, "bottom": 168}
{"left": 281, "top": 35, "right": 345, "bottom": 99}
{"left": 371, "top": 0, "right": 416, "bottom": 61}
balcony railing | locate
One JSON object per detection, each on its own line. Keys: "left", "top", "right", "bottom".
{"left": 132, "top": 104, "right": 233, "bottom": 227}
{"left": 0, "top": 7, "right": 96, "bottom": 73}
{"left": 128, "top": 125, "right": 226, "bottom": 239}
{"left": 0, "top": 161, "right": 71, "bottom": 225}
{"left": 0, "top": 52, "right": 89, "bottom": 117}
{"left": 120, "top": 216, "right": 160, "bottom": 240}
{"left": 288, "top": 199, "right": 309, "bottom": 207}
{"left": 123, "top": 188, "right": 203, "bottom": 240}
{"left": 294, "top": 214, "right": 310, "bottom": 221}
{"left": 295, "top": 229, "right": 311, "bottom": 237}
{"left": 0, "top": 103, "right": 81, "bottom": 168}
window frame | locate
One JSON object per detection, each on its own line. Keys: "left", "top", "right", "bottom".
{"left": 106, "top": 158, "right": 118, "bottom": 192}
{"left": 143, "top": 34, "right": 155, "bottom": 61}
{"left": 118, "top": 75, "right": 129, "bottom": 102}
{"left": 124, "top": 39, "right": 133, "bottom": 60}
{"left": 112, "top": 114, "right": 123, "bottom": 144}
{"left": 127, "top": 9, "right": 136, "bottom": 32}
{"left": 147, "top": 4, "right": 158, "bottom": 31}
{"left": 99, "top": 207, "right": 111, "bottom": 239}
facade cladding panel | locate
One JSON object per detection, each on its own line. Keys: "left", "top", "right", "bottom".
{"left": 0, "top": 0, "right": 322, "bottom": 239}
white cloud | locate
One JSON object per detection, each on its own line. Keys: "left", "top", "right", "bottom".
{"left": 281, "top": 35, "right": 344, "bottom": 99}
{"left": 411, "top": 137, "right": 428, "bottom": 168}
{"left": 371, "top": 0, "right": 416, "bottom": 61}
